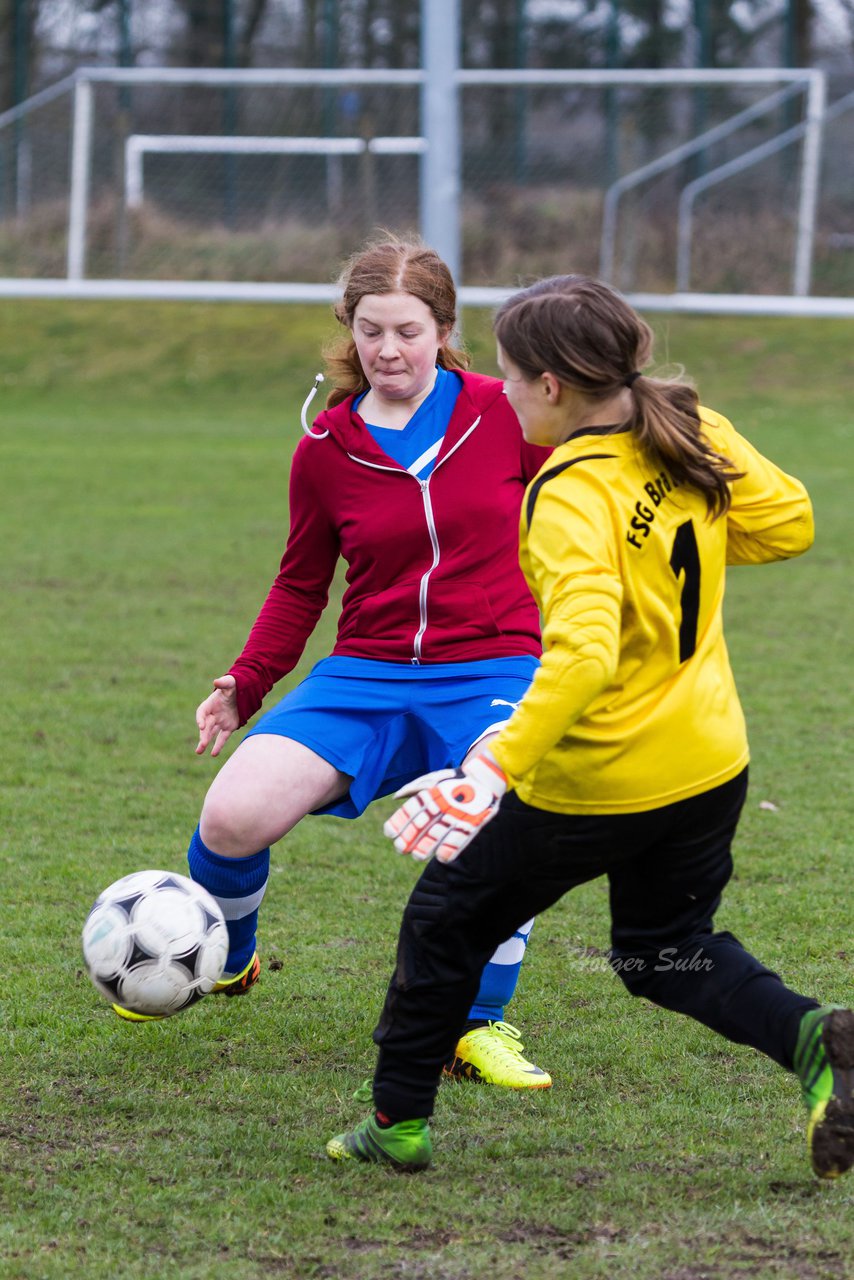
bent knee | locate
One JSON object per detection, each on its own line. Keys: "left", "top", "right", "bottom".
{"left": 199, "top": 789, "right": 268, "bottom": 857}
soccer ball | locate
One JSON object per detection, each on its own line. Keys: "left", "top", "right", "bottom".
{"left": 82, "top": 870, "right": 229, "bottom": 1017}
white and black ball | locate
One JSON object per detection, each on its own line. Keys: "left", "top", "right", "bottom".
{"left": 82, "top": 870, "right": 228, "bottom": 1017}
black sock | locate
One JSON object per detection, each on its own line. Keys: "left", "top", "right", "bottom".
{"left": 375, "top": 1110, "right": 403, "bottom": 1128}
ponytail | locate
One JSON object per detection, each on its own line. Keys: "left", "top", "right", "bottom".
{"left": 629, "top": 377, "right": 743, "bottom": 518}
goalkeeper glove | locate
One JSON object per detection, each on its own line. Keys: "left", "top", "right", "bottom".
{"left": 383, "top": 752, "right": 507, "bottom": 863}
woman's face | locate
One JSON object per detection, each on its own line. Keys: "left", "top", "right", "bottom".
{"left": 499, "top": 341, "right": 634, "bottom": 446}
{"left": 352, "top": 292, "right": 447, "bottom": 403}
{"left": 497, "top": 343, "right": 566, "bottom": 447}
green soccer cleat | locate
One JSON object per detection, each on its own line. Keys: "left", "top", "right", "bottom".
{"left": 212, "top": 951, "right": 261, "bottom": 997}
{"left": 793, "top": 1005, "right": 854, "bottom": 1179}
{"left": 326, "top": 1114, "right": 432, "bottom": 1170}
{"left": 445, "top": 1020, "right": 552, "bottom": 1089}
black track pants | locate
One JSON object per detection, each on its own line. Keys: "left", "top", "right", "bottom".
{"left": 372, "top": 769, "right": 818, "bottom": 1119}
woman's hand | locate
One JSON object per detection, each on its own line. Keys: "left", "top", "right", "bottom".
{"left": 195, "top": 675, "right": 239, "bottom": 758}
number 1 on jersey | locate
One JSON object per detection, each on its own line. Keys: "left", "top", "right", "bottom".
{"left": 669, "top": 520, "right": 700, "bottom": 662}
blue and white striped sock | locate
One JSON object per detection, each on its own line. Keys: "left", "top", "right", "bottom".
{"left": 187, "top": 826, "right": 269, "bottom": 977}
{"left": 467, "top": 918, "right": 535, "bottom": 1024}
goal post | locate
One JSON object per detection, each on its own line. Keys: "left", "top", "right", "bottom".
{"left": 65, "top": 66, "right": 426, "bottom": 281}
{"left": 123, "top": 134, "right": 426, "bottom": 211}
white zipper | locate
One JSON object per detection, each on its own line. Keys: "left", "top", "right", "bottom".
{"left": 347, "top": 414, "right": 482, "bottom": 664}
{"left": 412, "top": 479, "right": 440, "bottom": 663}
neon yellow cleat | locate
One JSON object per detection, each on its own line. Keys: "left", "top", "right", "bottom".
{"left": 212, "top": 951, "right": 261, "bottom": 997}
{"left": 112, "top": 952, "right": 261, "bottom": 1021}
{"left": 111, "top": 1003, "right": 163, "bottom": 1022}
{"left": 794, "top": 1005, "right": 854, "bottom": 1179}
{"left": 445, "top": 1020, "right": 552, "bottom": 1089}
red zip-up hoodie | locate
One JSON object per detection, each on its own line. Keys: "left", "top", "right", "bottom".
{"left": 228, "top": 370, "right": 551, "bottom": 726}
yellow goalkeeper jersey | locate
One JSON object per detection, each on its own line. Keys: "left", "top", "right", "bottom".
{"left": 490, "top": 407, "right": 814, "bottom": 813}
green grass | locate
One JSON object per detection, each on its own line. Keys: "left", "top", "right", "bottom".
{"left": 1, "top": 300, "right": 852, "bottom": 1280}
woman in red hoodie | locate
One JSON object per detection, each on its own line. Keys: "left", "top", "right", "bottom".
{"left": 120, "top": 237, "right": 553, "bottom": 1086}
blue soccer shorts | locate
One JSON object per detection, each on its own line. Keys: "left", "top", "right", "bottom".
{"left": 244, "top": 654, "right": 539, "bottom": 819}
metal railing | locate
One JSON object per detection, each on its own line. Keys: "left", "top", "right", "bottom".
{"left": 676, "top": 85, "right": 854, "bottom": 291}
{"left": 598, "top": 82, "right": 809, "bottom": 288}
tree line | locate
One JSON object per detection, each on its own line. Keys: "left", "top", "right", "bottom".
{"left": 2, "top": 0, "right": 848, "bottom": 115}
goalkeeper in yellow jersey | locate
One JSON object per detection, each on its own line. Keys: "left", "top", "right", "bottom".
{"left": 326, "top": 273, "right": 854, "bottom": 1178}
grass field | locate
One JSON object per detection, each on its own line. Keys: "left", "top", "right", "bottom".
{"left": 1, "top": 299, "right": 852, "bottom": 1280}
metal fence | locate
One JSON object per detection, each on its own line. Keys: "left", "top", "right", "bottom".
{"left": 1, "top": 64, "right": 853, "bottom": 311}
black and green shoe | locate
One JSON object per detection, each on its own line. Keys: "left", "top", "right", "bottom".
{"left": 793, "top": 1005, "right": 854, "bottom": 1179}
{"left": 326, "top": 1113, "right": 432, "bottom": 1171}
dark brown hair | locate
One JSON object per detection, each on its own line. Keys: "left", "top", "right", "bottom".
{"left": 494, "top": 275, "right": 743, "bottom": 516}
{"left": 324, "top": 234, "right": 470, "bottom": 408}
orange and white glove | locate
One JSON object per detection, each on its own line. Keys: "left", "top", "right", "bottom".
{"left": 383, "top": 752, "right": 507, "bottom": 863}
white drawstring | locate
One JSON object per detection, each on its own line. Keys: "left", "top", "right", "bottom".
{"left": 300, "top": 373, "right": 328, "bottom": 439}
